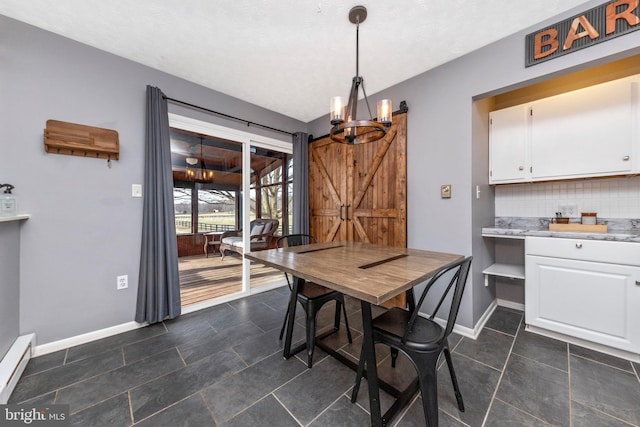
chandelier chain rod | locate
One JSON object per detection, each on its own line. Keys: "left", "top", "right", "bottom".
{"left": 355, "top": 19, "right": 360, "bottom": 78}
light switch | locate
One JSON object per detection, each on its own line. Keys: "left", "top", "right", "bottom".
{"left": 441, "top": 184, "right": 452, "bottom": 199}
{"left": 132, "top": 184, "right": 143, "bottom": 198}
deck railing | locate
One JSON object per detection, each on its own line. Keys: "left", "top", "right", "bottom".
{"left": 175, "top": 220, "right": 235, "bottom": 233}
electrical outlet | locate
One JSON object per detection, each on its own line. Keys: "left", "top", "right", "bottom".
{"left": 558, "top": 204, "right": 578, "bottom": 218}
{"left": 117, "top": 275, "right": 128, "bottom": 290}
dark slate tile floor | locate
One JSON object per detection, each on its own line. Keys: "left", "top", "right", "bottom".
{"left": 10, "top": 290, "right": 640, "bottom": 426}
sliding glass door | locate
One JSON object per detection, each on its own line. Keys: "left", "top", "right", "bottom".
{"left": 169, "top": 114, "right": 292, "bottom": 309}
{"left": 250, "top": 146, "right": 292, "bottom": 236}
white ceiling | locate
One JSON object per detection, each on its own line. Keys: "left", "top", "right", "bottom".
{"left": 0, "top": 0, "right": 591, "bottom": 122}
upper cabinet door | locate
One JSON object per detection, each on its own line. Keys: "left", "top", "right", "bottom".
{"left": 489, "top": 104, "right": 529, "bottom": 184}
{"left": 530, "top": 78, "right": 635, "bottom": 180}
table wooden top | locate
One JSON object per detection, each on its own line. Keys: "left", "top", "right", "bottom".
{"left": 245, "top": 241, "right": 464, "bottom": 305}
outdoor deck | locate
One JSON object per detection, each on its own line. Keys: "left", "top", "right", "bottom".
{"left": 178, "top": 252, "right": 284, "bottom": 306}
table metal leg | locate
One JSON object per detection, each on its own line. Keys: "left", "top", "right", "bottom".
{"left": 283, "top": 277, "right": 301, "bottom": 359}
{"left": 361, "top": 301, "right": 383, "bottom": 427}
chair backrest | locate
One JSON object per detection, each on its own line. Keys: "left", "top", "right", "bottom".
{"left": 276, "top": 234, "right": 318, "bottom": 248}
{"left": 403, "top": 256, "right": 473, "bottom": 344}
{"left": 276, "top": 234, "right": 318, "bottom": 289}
{"left": 251, "top": 218, "right": 279, "bottom": 234}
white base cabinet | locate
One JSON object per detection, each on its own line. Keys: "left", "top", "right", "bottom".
{"left": 525, "top": 237, "right": 640, "bottom": 354}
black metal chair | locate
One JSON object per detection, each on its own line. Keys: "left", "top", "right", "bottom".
{"left": 277, "top": 234, "right": 353, "bottom": 368}
{"left": 351, "top": 256, "right": 473, "bottom": 427}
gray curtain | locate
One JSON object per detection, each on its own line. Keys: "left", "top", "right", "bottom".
{"left": 292, "top": 132, "right": 309, "bottom": 235}
{"left": 135, "top": 85, "right": 181, "bottom": 324}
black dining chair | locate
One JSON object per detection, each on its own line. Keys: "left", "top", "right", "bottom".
{"left": 351, "top": 256, "right": 473, "bottom": 427}
{"left": 277, "top": 234, "right": 353, "bottom": 368}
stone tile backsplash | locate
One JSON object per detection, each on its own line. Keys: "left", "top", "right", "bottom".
{"left": 495, "top": 176, "right": 640, "bottom": 218}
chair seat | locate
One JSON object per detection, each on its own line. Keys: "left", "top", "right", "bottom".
{"left": 221, "top": 236, "right": 244, "bottom": 248}
{"left": 276, "top": 233, "right": 353, "bottom": 368}
{"left": 373, "top": 307, "right": 445, "bottom": 352}
{"left": 297, "top": 281, "right": 339, "bottom": 300}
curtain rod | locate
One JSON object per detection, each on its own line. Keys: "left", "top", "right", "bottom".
{"left": 163, "top": 96, "right": 294, "bottom": 137}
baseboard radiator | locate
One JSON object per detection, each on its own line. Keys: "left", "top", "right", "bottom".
{"left": 0, "top": 334, "right": 35, "bottom": 404}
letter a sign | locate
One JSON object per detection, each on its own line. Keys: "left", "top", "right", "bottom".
{"left": 526, "top": 0, "right": 640, "bottom": 66}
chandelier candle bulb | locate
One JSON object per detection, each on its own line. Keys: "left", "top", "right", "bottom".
{"left": 377, "top": 99, "right": 392, "bottom": 124}
{"left": 330, "top": 96, "right": 345, "bottom": 124}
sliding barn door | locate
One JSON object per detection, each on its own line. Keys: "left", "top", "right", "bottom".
{"left": 309, "top": 113, "right": 407, "bottom": 307}
{"left": 309, "top": 112, "right": 407, "bottom": 247}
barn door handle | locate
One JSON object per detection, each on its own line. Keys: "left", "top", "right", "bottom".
{"left": 339, "top": 205, "right": 344, "bottom": 221}
{"left": 345, "top": 205, "right": 350, "bottom": 221}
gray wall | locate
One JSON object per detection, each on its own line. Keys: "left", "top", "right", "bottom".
{"left": 0, "top": 15, "right": 305, "bottom": 346}
{"left": 308, "top": 0, "right": 640, "bottom": 329}
{"left": 0, "top": 221, "right": 22, "bottom": 359}
{"left": 3, "top": 2, "right": 640, "bottom": 344}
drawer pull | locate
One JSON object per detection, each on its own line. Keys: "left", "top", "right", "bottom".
{"left": 622, "top": 155, "right": 630, "bottom": 161}
{"left": 575, "top": 243, "right": 583, "bottom": 249}
{"left": 636, "top": 281, "right": 640, "bottom": 286}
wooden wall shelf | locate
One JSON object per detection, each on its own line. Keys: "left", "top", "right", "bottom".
{"left": 44, "top": 120, "right": 119, "bottom": 161}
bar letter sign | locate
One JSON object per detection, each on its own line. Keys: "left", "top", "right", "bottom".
{"left": 526, "top": 0, "right": 640, "bottom": 67}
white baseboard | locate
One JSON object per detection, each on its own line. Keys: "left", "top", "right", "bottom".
{"left": 470, "top": 300, "right": 498, "bottom": 338}
{"left": 419, "top": 300, "right": 497, "bottom": 341}
{"left": 526, "top": 324, "right": 640, "bottom": 363}
{"left": 33, "top": 321, "right": 147, "bottom": 357}
{"left": 496, "top": 298, "right": 525, "bottom": 312}
{"left": 0, "top": 334, "right": 35, "bottom": 404}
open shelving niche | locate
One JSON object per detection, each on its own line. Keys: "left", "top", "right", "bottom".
{"left": 481, "top": 233, "right": 525, "bottom": 287}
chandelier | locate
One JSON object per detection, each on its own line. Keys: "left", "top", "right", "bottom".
{"left": 185, "top": 137, "right": 214, "bottom": 181}
{"left": 329, "top": 5, "right": 392, "bottom": 144}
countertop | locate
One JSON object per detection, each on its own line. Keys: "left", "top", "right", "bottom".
{"left": 483, "top": 217, "right": 640, "bottom": 243}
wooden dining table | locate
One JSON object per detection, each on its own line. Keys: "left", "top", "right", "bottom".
{"left": 245, "top": 241, "right": 464, "bottom": 427}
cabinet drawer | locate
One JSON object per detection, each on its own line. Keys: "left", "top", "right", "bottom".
{"left": 526, "top": 236, "right": 640, "bottom": 266}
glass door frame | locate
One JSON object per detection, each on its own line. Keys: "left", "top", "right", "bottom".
{"left": 169, "top": 113, "right": 292, "bottom": 303}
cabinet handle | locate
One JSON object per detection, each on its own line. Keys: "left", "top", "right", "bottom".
{"left": 575, "top": 243, "right": 583, "bottom": 249}
{"left": 636, "top": 281, "right": 640, "bottom": 286}
{"left": 518, "top": 166, "right": 524, "bottom": 171}
{"left": 622, "top": 156, "right": 630, "bottom": 161}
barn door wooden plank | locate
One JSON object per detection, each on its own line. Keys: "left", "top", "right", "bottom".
{"left": 309, "top": 138, "right": 348, "bottom": 242}
{"left": 350, "top": 128, "right": 397, "bottom": 242}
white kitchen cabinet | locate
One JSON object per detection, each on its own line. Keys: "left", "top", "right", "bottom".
{"left": 525, "top": 237, "right": 640, "bottom": 354}
{"left": 489, "top": 104, "right": 529, "bottom": 184}
{"left": 488, "top": 75, "right": 639, "bottom": 184}
{"left": 530, "top": 78, "right": 635, "bottom": 180}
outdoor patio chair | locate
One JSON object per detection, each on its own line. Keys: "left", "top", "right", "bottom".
{"left": 219, "top": 218, "right": 279, "bottom": 260}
